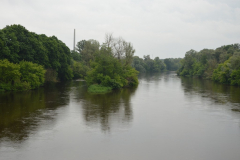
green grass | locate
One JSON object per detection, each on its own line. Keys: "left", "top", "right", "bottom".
{"left": 88, "top": 84, "right": 112, "bottom": 94}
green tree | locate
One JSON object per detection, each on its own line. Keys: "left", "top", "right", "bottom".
{"left": 81, "top": 39, "right": 100, "bottom": 66}
{"left": 0, "top": 59, "right": 21, "bottom": 84}
{"left": 0, "top": 24, "right": 73, "bottom": 82}
{"left": 19, "top": 61, "right": 46, "bottom": 89}
{"left": 123, "top": 41, "right": 135, "bottom": 66}
{"left": 71, "top": 50, "right": 81, "bottom": 62}
{"left": 132, "top": 56, "right": 146, "bottom": 73}
{"left": 86, "top": 47, "right": 138, "bottom": 90}
{"left": 75, "top": 40, "right": 86, "bottom": 54}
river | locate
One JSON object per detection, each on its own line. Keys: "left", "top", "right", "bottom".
{"left": 0, "top": 72, "right": 240, "bottom": 160}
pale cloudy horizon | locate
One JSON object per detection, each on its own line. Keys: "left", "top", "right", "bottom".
{"left": 1, "top": 0, "right": 239, "bottom": 58}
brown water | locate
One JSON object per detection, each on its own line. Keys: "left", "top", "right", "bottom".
{"left": 0, "top": 72, "right": 240, "bottom": 160}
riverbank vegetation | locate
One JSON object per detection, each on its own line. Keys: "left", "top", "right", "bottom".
{"left": 0, "top": 59, "right": 45, "bottom": 91}
{"left": 0, "top": 24, "right": 182, "bottom": 93}
{"left": 177, "top": 44, "right": 240, "bottom": 86}
{"left": 0, "top": 25, "right": 139, "bottom": 93}
{"left": 0, "top": 24, "right": 73, "bottom": 82}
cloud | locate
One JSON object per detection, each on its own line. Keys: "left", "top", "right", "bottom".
{"left": 0, "top": 0, "right": 239, "bottom": 58}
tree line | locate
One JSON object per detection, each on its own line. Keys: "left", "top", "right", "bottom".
{"left": 132, "top": 56, "right": 181, "bottom": 73}
{"left": 0, "top": 25, "right": 139, "bottom": 92}
{"left": 0, "top": 24, "right": 73, "bottom": 91}
{"left": 177, "top": 44, "right": 240, "bottom": 86}
{"left": 0, "top": 24, "right": 182, "bottom": 92}
{"left": 0, "top": 24, "right": 73, "bottom": 82}
{"left": 71, "top": 34, "right": 182, "bottom": 92}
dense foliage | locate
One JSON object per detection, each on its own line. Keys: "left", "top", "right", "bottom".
{"left": 164, "top": 58, "right": 182, "bottom": 71}
{"left": 0, "top": 24, "right": 73, "bottom": 81}
{"left": 86, "top": 49, "right": 139, "bottom": 90}
{"left": 177, "top": 44, "right": 240, "bottom": 86}
{"left": 0, "top": 59, "right": 45, "bottom": 91}
{"left": 0, "top": 25, "right": 183, "bottom": 93}
{"left": 72, "top": 34, "right": 139, "bottom": 93}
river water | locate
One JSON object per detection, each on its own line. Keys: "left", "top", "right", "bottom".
{"left": 0, "top": 72, "right": 240, "bottom": 160}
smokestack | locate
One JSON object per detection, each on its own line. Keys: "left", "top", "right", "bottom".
{"left": 73, "top": 29, "right": 76, "bottom": 51}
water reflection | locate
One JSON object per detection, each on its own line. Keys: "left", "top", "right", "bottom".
{"left": 138, "top": 72, "right": 164, "bottom": 82}
{"left": 180, "top": 76, "right": 240, "bottom": 111}
{"left": 1, "top": 73, "right": 240, "bottom": 160}
{"left": 0, "top": 82, "right": 71, "bottom": 143}
{"left": 73, "top": 83, "right": 137, "bottom": 132}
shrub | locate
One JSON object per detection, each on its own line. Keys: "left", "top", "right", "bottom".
{"left": 19, "top": 61, "right": 46, "bottom": 89}
{"left": 0, "top": 59, "right": 21, "bottom": 83}
{"left": 212, "top": 60, "right": 231, "bottom": 84}
{"left": 230, "top": 69, "right": 240, "bottom": 86}
{"left": 13, "top": 81, "right": 31, "bottom": 91}
{"left": 85, "top": 53, "right": 139, "bottom": 90}
{"left": 71, "top": 61, "right": 90, "bottom": 79}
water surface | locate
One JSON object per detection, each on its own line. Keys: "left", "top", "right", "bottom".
{"left": 0, "top": 72, "right": 240, "bottom": 160}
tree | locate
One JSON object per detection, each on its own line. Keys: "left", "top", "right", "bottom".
{"left": 19, "top": 61, "right": 46, "bottom": 89}
{"left": 113, "top": 37, "right": 125, "bottom": 60}
{"left": 71, "top": 50, "right": 81, "bottom": 61}
{"left": 123, "top": 41, "right": 135, "bottom": 66}
{"left": 86, "top": 45, "right": 139, "bottom": 90}
{"left": 80, "top": 39, "right": 100, "bottom": 66}
{"left": 154, "top": 57, "right": 166, "bottom": 72}
{"left": 0, "top": 24, "right": 73, "bottom": 82}
{"left": 75, "top": 40, "right": 86, "bottom": 54}
{"left": 0, "top": 59, "right": 21, "bottom": 84}
{"left": 104, "top": 33, "right": 114, "bottom": 49}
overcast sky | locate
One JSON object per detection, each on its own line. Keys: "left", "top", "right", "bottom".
{"left": 1, "top": 0, "right": 239, "bottom": 58}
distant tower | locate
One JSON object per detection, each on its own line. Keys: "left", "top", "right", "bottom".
{"left": 73, "top": 29, "right": 76, "bottom": 51}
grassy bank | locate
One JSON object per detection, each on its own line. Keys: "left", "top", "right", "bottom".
{"left": 88, "top": 84, "right": 112, "bottom": 94}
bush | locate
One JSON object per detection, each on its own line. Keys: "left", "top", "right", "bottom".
{"left": 19, "top": 61, "right": 46, "bottom": 89}
{"left": 13, "top": 81, "right": 31, "bottom": 91}
{"left": 71, "top": 60, "right": 90, "bottom": 79}
{"left": 212, "top": 60, "right": 231, "bottom": 84}
{"left": 123, "top": 67, "right": 139, "bottom": 87}
{"left": 102, "top": 75, "right": 122, "bottom": 89}
{"left": 230, "top": 69, "right": 240, "bottom": 85}
{"left": 0, "top": 82, "right": 12, "bottom": 91}
{"left": 0, "top": 59, "right": 21, "bottom": 83}
{"left": 0, "top": 60, "right": 46, "bottom": 91}
{"left": 85, "top": 53, "right": 139, "bottom": 90}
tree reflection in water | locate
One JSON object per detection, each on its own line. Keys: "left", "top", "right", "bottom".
{"left": 77, "top": 86, "right": 137, "bottom": 132}
{"left": 180, "top": 76, "right": 240, "bottom": 111}
{"left": 0, "top": 82, "right": 71, "bottom": 143}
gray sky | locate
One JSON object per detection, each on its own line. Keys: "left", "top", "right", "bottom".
{"left": 1, "top": 0, "right": 239, "bottom": 58}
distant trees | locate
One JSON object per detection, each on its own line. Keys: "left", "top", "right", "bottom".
{"left": 132, "top": 55, "right": 181, "bottom": 73}
{"left": 164, "top": 58, "right": 181, "bottom": 71}
{"left": 177, "top": 44, "right": 240, "bottom": 86}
